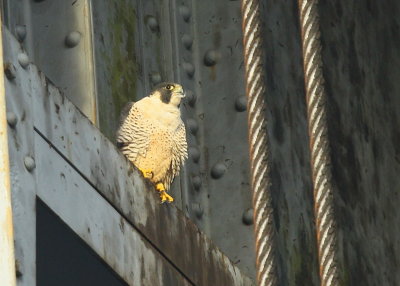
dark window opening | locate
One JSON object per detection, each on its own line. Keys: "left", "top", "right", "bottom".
{"left": 36, "top": 198, "right": 128, "bottom": 286}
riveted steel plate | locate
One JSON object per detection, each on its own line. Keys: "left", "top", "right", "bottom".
{"left": 179, "top": 0, "right": 256, "bottom": 278}
{"left": 4, "top": 26, "right": 37, "bottom": 286}
{"left": 26, "top": 0, "right": 97, "bottom": 123}
{"left": 4, "top": 25, "right": 254, "bottom": 286}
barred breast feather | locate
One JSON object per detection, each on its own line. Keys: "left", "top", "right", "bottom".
{"left": 116, "top": 97, "right": 188, "bottom": 190}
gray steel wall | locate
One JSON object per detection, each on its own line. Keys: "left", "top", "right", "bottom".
{"left": 2, "top": 0, "right": 97, "bottom": 123}
{"left": 4, "top": 0, "right": 400, "bottom": 285}
{"left": 319, "top": 1, "right": 400, "bottom": 285}
{"left": 92, "top": 0, "right": 144, "bottom": 141}
{"left": 260, "top": 1, "right": 320, "bottom": 284}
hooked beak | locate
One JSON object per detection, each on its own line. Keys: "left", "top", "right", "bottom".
{"left": 176, "top": 92, "right": 186, "bottom": 98}
{"left": 174, "top": 86, "right": 186, "bottom": 98}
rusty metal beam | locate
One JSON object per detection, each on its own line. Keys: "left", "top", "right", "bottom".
{"left": 0, "top": 24, "right": 17, "bottom": 286}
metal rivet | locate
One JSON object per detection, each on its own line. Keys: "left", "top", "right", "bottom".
{"left": 18, "top": 53, "right": 29, "bottom": 69}
{"left": 15, "top": 25, "right": 26, "bottom": 42}
{"left": 211, "top": 163, "right": 226, "bottom": 179}
{"left": 183, "top": 62, "right": 194, "bottom": 78}
{"left": 6, "top": 112, "right": 18, "bottom": 128}
{"left": 186, "top": 90, "right": 196, "bottom": 107}
{"left": 148, "top": 16, "right": 159, "bottom": 32}
{"left": 24, "top": 156, "right": 36, "bottom": 172}
{"left": 151, "top": 72, "right": 162, "bottom": 84}
{"left": 65, "top": 31, "right": 81, "bottom": 48}
{"left": 182, "top": 34, "right": 193, "bottom": 50}
{"left": 192, "top": 203, "right": 203, "bottom": 219}
{"left": 186, "top": 118, "right": 198, "bottom": 135}
{"left": 179, "top": 6, "right": 191, "bottom": 22}
{"left": 204, "top": 50, "right": 219, "bottom": 66}
{"left": 189, "top": 146, "right": 200, "bottom": 163}
{"left": 192, "top": 175, "right": 202, "bottom": 191}
{"left": 235, "top": 96, "right": 247, "bottom": 112}
{"left": 242, "top": 208, "right": 254, "bottom": 225}
{"left": 4, "top": 63, "right": 16, "bottom": 80}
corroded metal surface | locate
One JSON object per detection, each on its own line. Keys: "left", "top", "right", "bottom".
{"left": 259, "top": 1, "right": 321, "bottom": 285}
{"left": 297, "top": 0, "right": 339, "bottom": 285}
{"left": 4, "top": 27, "right": 254, "bottom": 286}
{"left": 318, "top": 1, "right": 400, "bottom": 285}
{"left": 0, "top": 22, "right": 16, "bottom": 286}
{"left": 3, "top": 27, "right": 37, "bottom": 286}
{"left": 3, "top": 0, "right": 97, "bottom": 123}
{"left": 35, "top": 134, "right": 191, "bottom": 286}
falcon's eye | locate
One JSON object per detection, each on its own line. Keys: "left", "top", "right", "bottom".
{"left": 165, "top": 84, "right": 174, "bottom": 90}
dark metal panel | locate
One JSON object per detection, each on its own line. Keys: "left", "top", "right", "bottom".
{"left": 180, "top": 0, "right": 257, "bottom": 278}
{"left": 259, "top": 1, "right": 321, "bottom": 285}
{"left": 91, "top": 0, "right": 144, "bottom": 141}
{"left": 319, "top": 1, "right": 400, "bottom": 285}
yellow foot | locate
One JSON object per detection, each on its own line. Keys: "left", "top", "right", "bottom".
{"left": 139, "top": 168, "right": 153, "bottom": 179}
{"left": 156, "top": 183, "right": 174, "bottom": 203}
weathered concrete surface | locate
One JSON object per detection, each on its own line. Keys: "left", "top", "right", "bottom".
{"left": 260, "top": 0, "right": 320, "bottom": 285}
{"left": 319, "top": 1, "right": 400, "bottom": 285}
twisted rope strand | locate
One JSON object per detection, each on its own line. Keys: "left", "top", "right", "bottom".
{"left": 241, "top": 0, "right": 278, "bottom": 285}
{"left": 297, "top": 1, "right": 339, "bottom": 285}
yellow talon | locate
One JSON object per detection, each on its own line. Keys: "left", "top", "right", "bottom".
{"left": 139, "top": 168, "right": 153, "bottom": 179}
{"left": 156, "top": 183, "right": 165, "bottom": 191}
{"left": 156, "top": 183, "right": 174, "bottom": 203}
{"left": 160, "top": 191, "right": 174, "bottom": 203}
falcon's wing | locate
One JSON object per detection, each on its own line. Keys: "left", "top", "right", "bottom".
{"left": 163, "top": 121, "right": 188, "bottom": 189}
{"left": 116, "top": 103, "right": 152, "bottom": 163}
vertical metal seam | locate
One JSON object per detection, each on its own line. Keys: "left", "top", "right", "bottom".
{"left": 297, "top": 1, "right": 339, "bottom": 285}
{"left": 0, "top": 24, "right": 17, "bottom": 286}
{"left": 87, "top": 0, "right": 100, "bottom": 127}
{"left": 240, "top": 1, "right": 278, "bottom": 285}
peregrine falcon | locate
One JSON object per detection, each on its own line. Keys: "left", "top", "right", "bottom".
{"left": 116, "top": 82, "right": 188, "bottom": 203}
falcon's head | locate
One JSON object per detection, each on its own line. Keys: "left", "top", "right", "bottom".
{"left": 150, "top": 82, "right": 185, "bottom": 108}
